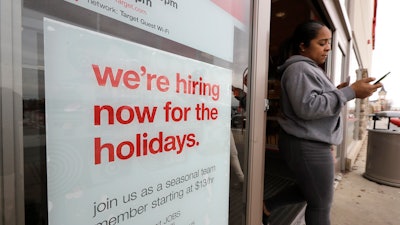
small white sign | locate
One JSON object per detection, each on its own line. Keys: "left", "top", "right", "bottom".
{"left": 64, "top": 0, "right": 236, "bottom": 61}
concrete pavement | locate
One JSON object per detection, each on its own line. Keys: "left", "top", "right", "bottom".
{"left": 331, "top": 134, "right": 400, "bottom": 225}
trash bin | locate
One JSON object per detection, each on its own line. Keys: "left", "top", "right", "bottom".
{"left": 363, "top": 111, "right": 400, "bottom": 188}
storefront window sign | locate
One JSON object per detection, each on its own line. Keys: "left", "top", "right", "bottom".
{"left": 44, "top": 18, "right": 232, "bottom": 225}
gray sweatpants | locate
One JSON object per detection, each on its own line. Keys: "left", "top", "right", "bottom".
{"left": 265, "top": 130, "right": 334, "bottom": 225}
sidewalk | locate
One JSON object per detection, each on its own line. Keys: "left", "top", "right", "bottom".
{"left": 331, "top": 134, "right": 400, "bottom": 225}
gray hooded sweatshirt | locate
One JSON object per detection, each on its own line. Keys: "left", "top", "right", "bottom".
{"left": 278, "top": 55, "right": 355, "bottom": 145}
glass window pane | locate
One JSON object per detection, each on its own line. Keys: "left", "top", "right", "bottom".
{"left": 21, "top": 1, "right": 252, "bottom": 224}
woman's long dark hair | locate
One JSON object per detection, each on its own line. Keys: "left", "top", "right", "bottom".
{"left": 291, "top": 20, "right": 326, "bottom": 55}
{"left": 279, "top": 20, "right": 326, "bottom": 64}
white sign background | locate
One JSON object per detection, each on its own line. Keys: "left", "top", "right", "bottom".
{"left": 64, "top": 0, "right": 237, "bottom": 62}
{"left": 44, "top": 18, "right": 231, "bottom": 225}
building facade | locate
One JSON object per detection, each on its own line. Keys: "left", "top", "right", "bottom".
{"left": 0, "top": 0, "right": 377, "bottom": 224}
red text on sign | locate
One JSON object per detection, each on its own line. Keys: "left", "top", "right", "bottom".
{"left": 94, "top": 105, "right": 157, "bottom": 125}
{"left": 94, "top": 132, "right": 198, "bottom": 164}
{"left": 92, "top": 64, "right": 169, "bottom": 92}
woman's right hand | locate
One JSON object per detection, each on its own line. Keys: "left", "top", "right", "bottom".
{"left": 350, "top": 77, "right": 382, "bottom": 99}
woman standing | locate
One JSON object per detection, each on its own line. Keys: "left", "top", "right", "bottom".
{"left": 262, "top": 20, "right": 382, "bottom": 225}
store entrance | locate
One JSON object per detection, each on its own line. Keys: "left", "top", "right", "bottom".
{"left": 263, "top": 0, "right": 331, "bottom": 224}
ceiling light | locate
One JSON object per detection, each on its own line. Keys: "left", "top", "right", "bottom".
{"left": 275, "top": 11, "right": 286, "bottom": 18}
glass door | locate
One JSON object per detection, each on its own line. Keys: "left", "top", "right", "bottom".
{"left": 0, "top": 0, "right": 267, "bottom": 225}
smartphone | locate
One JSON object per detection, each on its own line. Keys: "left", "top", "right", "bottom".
{"left": 373, "top": 72, "right": 390, "bottom": 84}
